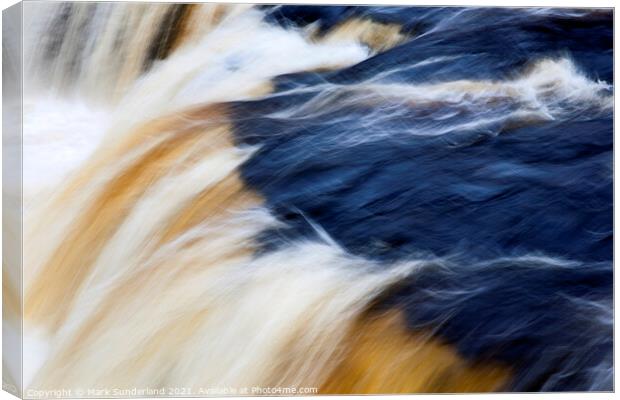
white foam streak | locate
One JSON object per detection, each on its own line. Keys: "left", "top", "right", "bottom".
{"left": 107, "top": 9, "right": 368, "bottom": 138}
{"left": 265, "top": 57, "right": 611, "bottom": 144}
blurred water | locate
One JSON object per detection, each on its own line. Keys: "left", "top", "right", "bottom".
{"left": 18, "top": 3, "right": 613, "bottom": 394}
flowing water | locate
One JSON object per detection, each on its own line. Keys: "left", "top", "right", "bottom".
{"left": 10, "top": 2, "right": 613, "bottom": 394}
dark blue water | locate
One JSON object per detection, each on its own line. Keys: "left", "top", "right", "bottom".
{"left": 231, "top": 6, "right": 613, "bottom": 392}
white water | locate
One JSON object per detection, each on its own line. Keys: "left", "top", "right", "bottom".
{"left": 20, "top": 3, "right": 392, "bottom": 393}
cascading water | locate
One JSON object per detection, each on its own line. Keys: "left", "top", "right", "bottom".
{"left": 8, "top": 2, "right": 613, "bottom": 395}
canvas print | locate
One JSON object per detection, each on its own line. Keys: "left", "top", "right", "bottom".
{"left": 2, "top": 1, "right": 613, "bottom": 397}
